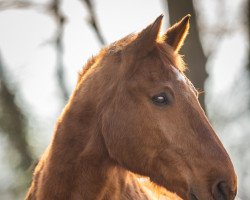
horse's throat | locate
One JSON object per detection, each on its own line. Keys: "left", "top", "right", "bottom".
{"left": 30, "top": 98, "right": 126, "bottom": 199}
{"left": 27, "top": 97, "right": 157, "bottom": 200}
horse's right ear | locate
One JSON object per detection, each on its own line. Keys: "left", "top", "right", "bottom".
{"left": 163, "top": 15, "right": 190, "bottom": 52}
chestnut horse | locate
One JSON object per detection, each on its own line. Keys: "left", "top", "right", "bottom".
{"left": 25, "top": 15, "right": 237, "bottom": 200}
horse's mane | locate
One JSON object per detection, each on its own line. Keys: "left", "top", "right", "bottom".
{"left": 78, "top": 34, "right": 137, "bottom": 82}
{"left": 78, "top": 33, "right": 186, "bottom": 85}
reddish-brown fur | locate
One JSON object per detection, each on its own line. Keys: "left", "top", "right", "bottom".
{"left": 25, "top": 15, "right": 237, "bottom": 200}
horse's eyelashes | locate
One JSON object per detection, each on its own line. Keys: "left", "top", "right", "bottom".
{"left": 152, "top": 93, "right": 170, "bottom": 106}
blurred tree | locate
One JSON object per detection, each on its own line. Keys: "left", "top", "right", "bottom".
{"left": 165, "top": 0, "right": 208, "bottom": 110}
{"left": 51, "top": 0, "right": 70, "bottom": 102}
{"left": 0, "top": 1, "right": 105, "bottom": 197}
{"left": 0, "top": 53, "right": 33, "bottom": 169}
{"left": 79, "top": 0, "right": 106, "bottom": 45}
{"left": 0, "top": 0, "right": 105, "bottom": 161}
{"left": 248, "top": 0, "right": 250, "bottom": 80}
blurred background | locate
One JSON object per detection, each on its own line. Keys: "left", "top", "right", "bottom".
{"left": 0, "top": 0, "right": 249, "bottom": 199}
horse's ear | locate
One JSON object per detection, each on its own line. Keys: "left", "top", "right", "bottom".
{"left": 132, "top": 15, "right": 163, "bottom": 54}
{"left": 163, "top": 14, "right": 190, "bottom": 52}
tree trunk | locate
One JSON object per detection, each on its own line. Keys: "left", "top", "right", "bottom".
{"left": 165, "top": 0, "right": 208, "bottom": 110}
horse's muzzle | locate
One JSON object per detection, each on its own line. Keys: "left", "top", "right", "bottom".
{"left": 212, "top": 181, "right": 237, "bottom": 200}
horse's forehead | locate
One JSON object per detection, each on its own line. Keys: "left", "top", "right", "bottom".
{"left": 167, "top": 65, "right": 198, "bottom": 97}
{"left": 170, "top": 66, "right": 186, "bottom": 83}
{"left": 136, "top": 61, "right": 186, "bottom": 85}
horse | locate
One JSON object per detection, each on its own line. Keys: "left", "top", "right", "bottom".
{"left": 25, "top": 15, "right": 237, "bottom": 200}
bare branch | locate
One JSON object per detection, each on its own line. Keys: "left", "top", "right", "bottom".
{"left": 0, "top": 52, "right": 33, "bottom": 169}
{"left": 79, "top": 0, "right": 106, "bottom": 45}
{"left": 1, "top": 0, "right": 103, "bottom": 103}
{"left": 0, "top": 0, "right": 46, "bottom": 12}
{"left": 49, "top": 0, "right": 69, "bottom": 102}
{"left": 0, "top": 0, "right": 70, "bottom": 102}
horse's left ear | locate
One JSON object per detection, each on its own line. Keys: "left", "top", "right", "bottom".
{"left": 163, "top": 14, "right": 190, "bottom": 52}
{"left": 130, "top": 15, "right": 163, "bottom": 55}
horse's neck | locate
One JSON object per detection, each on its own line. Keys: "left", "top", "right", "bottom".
{"left": 26, "top": 92, "right": 153, "bottom": 200}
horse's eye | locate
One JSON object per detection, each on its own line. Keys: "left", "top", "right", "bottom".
{"left": 152, "top": 93, "right": 169, "bottom": 106}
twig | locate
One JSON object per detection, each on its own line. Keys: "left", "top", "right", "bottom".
{"left": 79, "top": 0, "right": 106, "bottom": 45}
{"left": 49, "top": 0, "right": 69, "bottom": 102}
{"left": 0, "top": 0, "right": 46, "bottom": 12}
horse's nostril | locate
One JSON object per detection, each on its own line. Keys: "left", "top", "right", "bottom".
{"left": 212, "top": 181, "right": 230, "bottom": 200}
